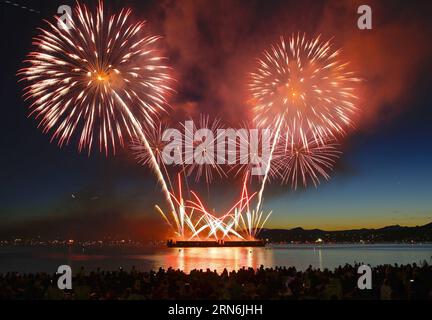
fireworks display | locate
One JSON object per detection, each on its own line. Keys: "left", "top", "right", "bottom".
{"left": 18, "top": 1, "right": 360, "bottom": 242}
{"left": 250, "top": 34, "right": 359, "bottom": 214}
{"left": 19, "top": 1, "right": 178, "bottom": 225}
{"left": 18, "top": 1, "right": 173, "bottom": 155}
{"left": 250, "top": 33, "right": 360, "bottom": 147}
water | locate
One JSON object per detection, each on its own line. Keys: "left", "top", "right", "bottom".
{"left": 0, "top": 244, "right": 431, "bottom": 274}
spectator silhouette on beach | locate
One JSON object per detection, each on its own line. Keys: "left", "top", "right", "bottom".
{"left": 0, "top": 262, "right": 431, "bottom": 300}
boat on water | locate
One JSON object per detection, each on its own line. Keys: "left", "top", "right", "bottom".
{"left": 166, "top": 239, "right": 266, "bottom": 247}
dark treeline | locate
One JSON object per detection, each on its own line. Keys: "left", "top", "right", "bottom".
{"left": 260, "top": 222, "right": 432, "bottom": 243}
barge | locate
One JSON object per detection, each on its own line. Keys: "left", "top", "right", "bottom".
{"left": 167, "top": 239, "right": 266, "bottom": 247}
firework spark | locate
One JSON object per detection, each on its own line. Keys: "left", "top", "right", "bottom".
{"left": 18, "top": 1, "right": 174, "bottom": 155}
{"left": 130, "top": 122, "right": 180, "bottom": 190}
{"left": 272, "top": 133, "right": 340, "bottom": 189}
{"left": 156, "top": 173, "right": 243, "bottom": 240}
{"left": 231, "top": 177, "right": 272, "bottom": 239}
{"left": 131, "top": 123, "right": 168, "bottom": 166}
{"left": 227, "top": 123, "right": 279, "bottom": 183}
{"left": 250, "top": 33, "right": 360, "bottom": 147}
{"left": 156, "top": 174, "right": 200, "bottom": 239}
{"left": 19, "top": 1, "right": 178, "bottom": 219}
{"left": 157, "top": 174, "right": 271, "bottom": 240}
{"left": 250, "top": 34, "right": 359, "bottom": 212}
{"left": 181, "top": 115, "right": 227, "bottom": 184}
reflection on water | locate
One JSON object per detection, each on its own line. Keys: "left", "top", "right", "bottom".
{"left": 160, "top": 247, "right": 273, "bottom": 273}
{"left": 0, "top": 244, "right": 431, "bottom": 274}
{"left": 317, "top": 248, "right": 323, "bottom": 270}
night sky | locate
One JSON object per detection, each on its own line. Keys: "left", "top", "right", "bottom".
{"left": 1, "top": 0, "right": 431, "bottom": 239}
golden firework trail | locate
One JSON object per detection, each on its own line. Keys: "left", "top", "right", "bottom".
{"left": 157, "top": 174, "right": 271, "bottom": 240}
{"left": 18, "top": 1, "right": 177, "bottom": 216}
{"left": 250, "top": 33, "right": 359, "bottom": 212}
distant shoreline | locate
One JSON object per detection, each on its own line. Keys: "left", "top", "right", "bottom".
{"left": 1, "top": 222, "right": 430, "bottom": 246}
{"left": 0, "top": 242, "right": 432, "bottom": 249}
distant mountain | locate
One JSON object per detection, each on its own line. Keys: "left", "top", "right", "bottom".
{"left": 259, "top": 222, "right": 432, "bottom": 243}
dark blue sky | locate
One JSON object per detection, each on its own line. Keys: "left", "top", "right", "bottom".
{"left": 267, "top": 95, "right": 432, "bottom": 229}
{"left": 0, "top": 0, "right": 431, "bottom": 237}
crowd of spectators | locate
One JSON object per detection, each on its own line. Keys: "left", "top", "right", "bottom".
{"left": 0, "top": 262, "right": 431, "bottom": 300}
